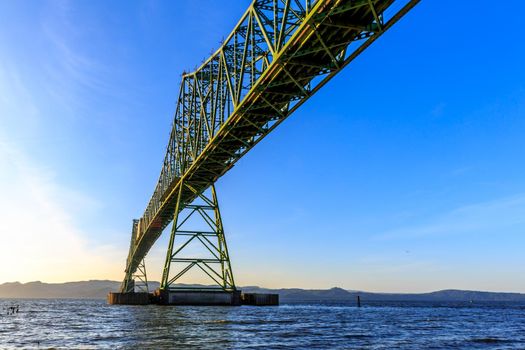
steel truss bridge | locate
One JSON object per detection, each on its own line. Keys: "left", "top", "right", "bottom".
{"left": 121, "top": 0, "right": 419, "bottom": 293}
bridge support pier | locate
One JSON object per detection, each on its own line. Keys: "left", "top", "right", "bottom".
{"left": 107, "top": 292, "right": 151, "bottom": 305}
{"left": 160, "top": 183, "right": 237, "bottom": 302}
{"left": 156, "top": 289, "right": 241, "bottom": 306}
{"left": 132, "top": 259, "right": 149, "bottom": 293}
{"left": 110, "top": 184, "right": 278, "bottom": 306}
{"left": 121, "top": 219, "right": 149, "bottom": 293}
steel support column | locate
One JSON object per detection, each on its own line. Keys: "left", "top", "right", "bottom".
{"left": 160, "top": 184, "right": 236, "bottom": 292}
{"left": 133, "top": 259, "right": 149, "bottom": 293}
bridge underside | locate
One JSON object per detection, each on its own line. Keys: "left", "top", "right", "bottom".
{"left": 120, "top": 0, "right": 419, "bottom": 293}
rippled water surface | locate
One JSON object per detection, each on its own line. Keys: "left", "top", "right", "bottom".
{"left": 1, "top": 299, "right": 525, "bottom": 349}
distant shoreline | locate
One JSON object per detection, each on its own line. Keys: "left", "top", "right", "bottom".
{"left": 2, "top": 280, "right": 525, "bottom": 302}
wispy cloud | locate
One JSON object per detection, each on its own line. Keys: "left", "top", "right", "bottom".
{"left": 375, "top": 194, "right": 525, "bottom": 240}
{"left": 43, "top": 26, "right": 112, "bottom": 93}
{"left": 36, "top": 1, "right": 122, "bottom": 116}
{"left": 0, "top": 29, "right": 126, "bottom": 283}
{"left": 0, "top": 61, "right": 40, "bottom": 135}
{"left": 0, "top": 135, "right": 126, "bottom": 283}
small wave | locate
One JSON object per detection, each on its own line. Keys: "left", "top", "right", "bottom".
{"left": 204, "top": 319, "right": 231, "bottom": 324}
{"left": 344, "top": 334, "right": 372, "bottom": 339}
{"left": 470, "top": 337, "right": 508, "bottom": 344}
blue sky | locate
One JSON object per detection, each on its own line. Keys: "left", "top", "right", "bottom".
{"left": 0, "top": 0, "right": 524, "bottom": 292}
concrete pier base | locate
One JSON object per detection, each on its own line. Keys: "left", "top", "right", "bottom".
{"left": 241, "top": 293, "right": 279, "bottom": 306}
{"left": 107, "top": 290, "right": 279, "bottom": 306}
{"left": 107, "top": 292, "right": 150, "bottom": 305}
{"left": 157, "top": 289, "right": 241, "bottom": 306}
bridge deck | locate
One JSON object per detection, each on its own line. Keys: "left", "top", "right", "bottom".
{"left": 123, "top": 0, "right": 419, "bottom": 284}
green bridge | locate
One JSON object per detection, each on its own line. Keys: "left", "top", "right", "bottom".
{"left": 120, "top": 0, "right": 419, "bottom": 299}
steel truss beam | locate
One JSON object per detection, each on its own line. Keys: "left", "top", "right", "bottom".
{"left": 120, "top": 0, "right": 419, "bottom": 291}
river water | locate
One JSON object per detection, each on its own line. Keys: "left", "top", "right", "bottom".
{"left": 1, "top": 299, "right": 524, "bottom": 349}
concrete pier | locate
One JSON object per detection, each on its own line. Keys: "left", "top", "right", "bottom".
{"left": 108, "top": 290, "right": 279, "bottom": 306}
{"left": 241, "top": 293, "right": 279, "bottom": 306}
{"left": 107, "top": 292, "right": 150, "bottom": 305}
{"left": 157, "top": 289, "right": 241, "bottom": 306}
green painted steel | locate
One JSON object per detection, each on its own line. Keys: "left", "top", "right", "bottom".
{"left": 160, "top": 184, "right": 236, "bottom": 291}
{"left": 120, "top": 0, "right": 420, "bottom": 292}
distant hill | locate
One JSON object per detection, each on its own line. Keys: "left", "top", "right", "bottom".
{"left": 243, "top": 286, "right": 525, "bottom": 303}
{"left": 1, "top": 281, "right": 525, "bottom": 302}
{"left": 0, "top": 280, "right": 138, "bottom": 299}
